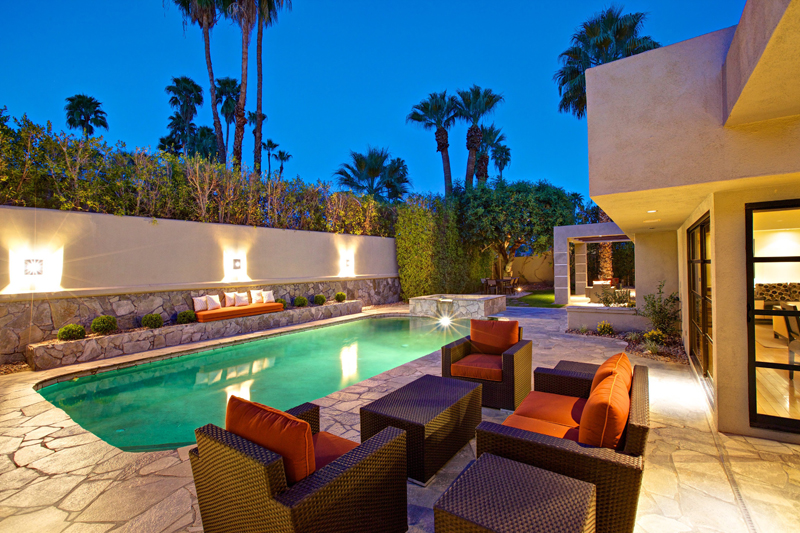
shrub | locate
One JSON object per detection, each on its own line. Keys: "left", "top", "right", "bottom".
{"left": 643, "top": 339, "right": 660, "bottom": 354}
{"left": 334, "top": 291, "right": 346, "bottom": 302}
{"left": 625, "top": 331, "right": 643, "bottom": 343}
{"left": 177, "top": 310, "right": 196, "bottom": 324}
{"left": 643, "top": 329, "right": 665, "bottom": 344}
{"left": 578, "top": 325, "right": 589, "bottom": 334}
{"left": 141, "top": 313, "right": 164, "bottom": 329}
{"left": 597, "top": 320, "right": 614, "bottom": 336}
{"left": 314, "top": 294, "right": 326, "bottom": 305}
{"left": 599, "top": 286, "right": 634, "bottom": 307}
{"left": 638, "top": 280, "right": 681, "bottom": 335}
{"left": 58, "top": 324, "right": 86, "bottom": 341}
{"left": 275, "top": 298, "right": 287, "bottom": 308}
{"left": 294, "top": 296, "right": 308, "bottom": 307}
{"left": 91, "top": 315, "right": 118, "bottom": 335}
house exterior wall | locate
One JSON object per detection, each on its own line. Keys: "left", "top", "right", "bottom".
{"left": 633, "top": 232, "right": 679, "bottom": 312}
{"left": 511, "top": 253, "right": 554, "bottom": 284}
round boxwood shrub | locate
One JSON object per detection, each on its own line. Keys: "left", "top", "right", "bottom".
{"left": 294, "top": 296, "right": 308, "bottom": 307}
{"left": 334, "top": 291, "right": 346, "bottom": 303}
{"left": 58, "top": 324, "right": 86, "bottom": 341}
{"left": 177, "top": 310, "right": 196, "bottom": 324}
{"left": 275, "top": 298, "right": 287, "bottom": 308}
{"left": 91, "top": 315, "right": 118, "bottom": 335}
{"left": 314, "top": 294, "right": 326, "bottom": 305}
{"left": 141, "top": 313, "right": 164, "bottom": 329}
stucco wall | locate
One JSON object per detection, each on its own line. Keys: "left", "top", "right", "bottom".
{"left": 633, "top": 232, "right": 679, "bottom": 311}
{"left": 511, "top": 253, "right": 554, "bottom": 284}
{"left": 0, "top": 206, "right": 398, "bottom": 296}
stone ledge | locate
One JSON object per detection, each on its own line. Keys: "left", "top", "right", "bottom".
{"left": 26, "top": 301, "right": 362, "bottom": 371}
{"left": 566, "top": 305, "right": 651, "bottom": 332}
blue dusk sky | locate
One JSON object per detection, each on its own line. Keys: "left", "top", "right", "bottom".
{"left": 1, "top": 1, "right": 746, "bottom": 198}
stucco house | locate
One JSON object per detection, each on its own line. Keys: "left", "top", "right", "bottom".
{"left": 585, "top": 0, "right": 800, "bottom": 442}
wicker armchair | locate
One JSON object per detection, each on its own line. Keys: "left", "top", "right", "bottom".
{"left": 190, "top": 403, "right": 408, "bottom": 533}
{"left": 442, "top": 326, "right": 532, "bottom": 410}
{"left": 476, "top": 363, "right": 649, "bottom": 533}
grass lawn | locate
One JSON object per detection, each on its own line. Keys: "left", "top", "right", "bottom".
{"left": 507, "top": 289, "right": 564, "bottom": 308}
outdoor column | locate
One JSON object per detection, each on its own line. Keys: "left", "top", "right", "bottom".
{"left": 574, "top": 242, "right": 587, "bottom": 296}
{"left": 553, "top": 229, "right": 570, "bottom": 305}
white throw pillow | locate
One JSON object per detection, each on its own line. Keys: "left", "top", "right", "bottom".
{"left": 263, "top": 290, "right": 275, "bottom": 303}
{"left": 206, "top": 295, "right": 222, "bottom": 310}
{"left": 250, "top": 289, "right": 263, "bottom": 303}
{"left": 192, "top": 296, "right": 208, "bottom": 312}
{"left": 224, "top": 292, "right": 236, "bottom": 307}
{"left": 235, "top": 292, "right": 249, "bottom": 306}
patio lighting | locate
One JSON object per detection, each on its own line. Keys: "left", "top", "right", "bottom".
{"left": 221, "top": 249, "right": 250, "bottom": 283}
{"left": 232, "top": 259, "right": 241, "bottom": 270}
{"left": 439, "top": 315, "right": 452, "bottom": 327}
{"left": 338, "top": 247, "right": 356, "bottom": 277}
{"left": 2, "top": 246, "right": 64, "bottom": 294}
{"left": 647, "top": 210, "right": 657, "bottom": 213}
{"left": 24, "top": 258, "right": 44, "bottom": 276}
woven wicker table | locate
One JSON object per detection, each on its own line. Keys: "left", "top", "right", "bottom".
{"left": 434, "top": 453, "right": 597, "bottom": 533}
{"left": 360, "top": 375, "right": 482, "bottom": 485}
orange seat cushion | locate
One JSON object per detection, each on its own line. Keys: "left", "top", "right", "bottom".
{"left": 225, "top": 396, "right": 314, "bottom": 484}
{"left": 591, "top": 353, "right": 632, "bottom": 392}
{"left": 502, "top": 414, "right": 579, "bottom": 442}
{"left": 451, "top": 353, "right": 503, "bottom": 382}
{"left": 196, "top": 302, "right": 284, "bottom": 323}
{"left": 312, "top": 431, "right": 359, "bottom": 470}
{"left": 579, "top": 373, "right": 631, "bottom": 450}
{"left": 514, "top": 391, "right": 587, "bottom": 427}
{"left": 470, "top": 319, "right": 520, "bottom": 355}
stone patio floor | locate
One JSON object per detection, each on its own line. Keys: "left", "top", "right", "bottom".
{"left": 0, "top": 307, "right": 798, "bottom": 532}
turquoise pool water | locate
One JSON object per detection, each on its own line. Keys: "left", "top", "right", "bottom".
{"left": 40, "top": 317, "right": 468, "bottom": 451}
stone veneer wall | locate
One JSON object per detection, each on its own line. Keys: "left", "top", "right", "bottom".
{"left": 409, "top": 295, "right": 506, "bottom": 319}
{"left": 26, "top": 300, "right": 363, "bottom": 370}
{"left": 1, "top": 277, "right": 400, "bottom": 363}
{"left": 754, "top": 283, "right": 800, "bottom": 302}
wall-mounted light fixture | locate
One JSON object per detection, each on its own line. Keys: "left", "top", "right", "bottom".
{"left": 24, "top": 259, "right": 44, "bottom": 276}
{"left": 221, "top": 249, "right": 251, "bottom": 283}
{"left": 2, "top": 247, "right": 64, "bottom": 294}
{"left": 232, "top": 259, "right": 241, "bottom": 270}
{"left": 338, "top": 248, "right": 355, "bottom": 277}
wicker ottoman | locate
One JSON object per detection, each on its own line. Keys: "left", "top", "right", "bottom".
{"left": 360, "top": 375, "right": 482, "bottom": 484}
{"left": 434, "top": 453, "right": 597, "bottom": 533}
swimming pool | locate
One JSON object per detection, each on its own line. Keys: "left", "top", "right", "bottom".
{"left": 40, "top": 317, "right": 469, "bottom": 451}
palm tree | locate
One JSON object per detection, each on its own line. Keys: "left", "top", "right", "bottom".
{"left": 189, "top": 125, "right": 217, "bottom": 159}
{"left": 225, "top": 0, "right": 258, "bottom": 167}
{"left": 171, "top": 0, "right": 227, "bottom": 162}
{"left": 406, "top": 91, "right": 458, "bottom": 195}
{"left": 334, "top": 147, "right": 411, "bottom": 202}
{"left": 247, "top": 110, "right": 267, "bottom": 150}
{"left": 454, "top": 85, "right": 504, "bottom": 190}
{"left": 165, "top": 76, "right": 204, "bottom": 155}
{"left": 475, "top": 123, "right": 506, "bottom": 185}
{"left": 554, "top": 5, "right": 659, "bottom": 279}
{"left": 262, "top": 138, "right": 278, "bottom": 175}
{"left": 554, "top": 5, "right": 660, "bottom": 119}
{"left": 492, "top": 144, "right": 511, "bottom": 179}
{"left": 64, "top": 94, "right": 108, "bottom": 138}
{"left": 272, "top": 149, "right": 292, "bottom": 178}
{"left": 215, "top": 77, "right": 240, "bottom": 153}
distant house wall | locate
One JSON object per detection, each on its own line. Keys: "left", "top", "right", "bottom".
{"left": 633, "top": 232, "right": 679, "bottom": 311}
{"left": 511, "top": 253, "right": 553, "bottom": 284}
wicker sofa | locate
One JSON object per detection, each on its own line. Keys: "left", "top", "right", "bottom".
{"left": 190, "top": 403, "right": 408, "bottom": 533}
{"left": 476, "top": 360, "right": 649, "bottom": 533}
{"left": 442, "top": 320, "right": 533, "bottom": 410}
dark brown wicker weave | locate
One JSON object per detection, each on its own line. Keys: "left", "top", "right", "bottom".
{"left": 434, "top": 452, "right": 596, "bottom": 533}
{"left": 360, "top": 375, "right": 482, "bottom": 484}
{"left": 441, "top": 326, "right": 532, "bottom": 410}
{"left": 477, "top": 364, "right": 649, "bottom": 533}
{"left": 189, "top": 402, "right": 408, "bottom": 533}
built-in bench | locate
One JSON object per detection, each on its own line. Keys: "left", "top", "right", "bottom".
{"left": 196, "top": 302, "right": 284, "bottom": 323}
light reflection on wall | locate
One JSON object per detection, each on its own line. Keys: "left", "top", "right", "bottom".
{"left": 340, "top": 342, "right": 358, "bottom": 385}
{"left": 338, "top": 246, "right": 355, "bottom": 277}
{"left": 2, "top": 247, "right": 64, "bottom": 294}
{"left": 221, "top": 248, "right": 251, "bottom": 283}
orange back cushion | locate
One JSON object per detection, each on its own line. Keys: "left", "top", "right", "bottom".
{"left": 591, "top": 353, "right": 632, "bottom": 392}
{"left": 470, "top": 320, "right": 520, "bottom": 355}
{"left": 225, "top": 396, "right": 315, "bottom": 484}
{"left": 579, "top": 373, "right": 631, "bottom": 449}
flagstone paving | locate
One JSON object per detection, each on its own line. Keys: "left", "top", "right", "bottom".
{"left": 0, "top": 306, "right": 798, "bottom": 532}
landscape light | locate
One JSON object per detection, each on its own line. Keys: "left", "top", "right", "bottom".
{"left": 439, "top": 316, "right": 452, "bottom": 327}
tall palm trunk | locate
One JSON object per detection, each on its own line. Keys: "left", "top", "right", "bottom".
{"left": 225, "top": 122, "right": 231, "bottom": 153}
{"left": 232, "top": 29, "right": 251, "bottom": 167}
{"left": 476, "top": 154, "right": 489, "bottom": 185}
{"left": 598, "top": 209, "right": 613, "bottom": 279}
{"left": 202, "top": 17, "right": 226, "bottom": 164}
{"left": 465, "top": 124, "right": 481, "bottom": 190}
{"left": 435, "top": 127, "right": 452, "bottom": 195}
{"left": 254, "top": 15, "right": 264, "bottom": 175}
{"left": 267, "top": 151, "right": 272, "bottom": 176}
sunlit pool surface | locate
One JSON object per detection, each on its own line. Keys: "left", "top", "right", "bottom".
{"left": 40, "top": 317, "right": 468, "bottom": 451}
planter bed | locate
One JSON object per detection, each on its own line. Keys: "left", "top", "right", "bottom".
{"left": 566, "top": 305, "right": 650, "bottom": 332}
{"left": 26, "top": 300, "right": 362, "bottom": 371}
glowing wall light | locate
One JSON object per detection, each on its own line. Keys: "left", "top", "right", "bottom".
{"left": 338, "top": 248, "right": 355, "bottom": 277}
{"left": 225, "top": 379, "right": 255, "bottom": 403}
{"left": 222, "top": 249, "right": 251, "bottom": 283}
{"left": 2, "top": 247, "right": 64, "bottom": 294}
{"left": 340, "top": 342, "right": 358, "bottom": 385}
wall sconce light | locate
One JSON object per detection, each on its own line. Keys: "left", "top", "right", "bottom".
{"left": 221, "top": 249, "right": 251, "bottom": 283}
{"left": 233, "top": 259, "right": 241, "bottom": 270}
{"left": 24, "top": 259, "right": 44, "bottom": 276}
{"left": 2, "top": 247, "right": 64, "bottom": 294}
{"left": 338, "top": 248, "right": 355, "bottom": 277}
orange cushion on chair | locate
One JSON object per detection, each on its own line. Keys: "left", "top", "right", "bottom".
{"left": 579, "top": 373, "right": 631, "bottom": 449}
{"left": 225, "top": 396, "right": 315, "bottom": 484}
{"left": 591, "top": 353, "right": 633, "bottom": 392}
{"left": 313, "top": 432, "right": 359, "bottom": 470}
{"left": 470, "top": 320, "right": 520, "bottom": 355}
{"left": 514, "top": 391, "right": 587, "bottom": 427}
{"left": 451, "top": 353, "right": 503, "bottom": 382}
{"left": 502, "top": 414, "right": 580, "bottom": 442}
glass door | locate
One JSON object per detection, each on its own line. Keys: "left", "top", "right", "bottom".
{"left": 688, "top": 216, "right": 713, "bottom": 380}
{"left": 747, "top": 200, "right": 800, "bottom": 433}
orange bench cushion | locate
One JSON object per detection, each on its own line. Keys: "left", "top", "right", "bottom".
{"left": 196, "top": 302, "right": 284, "bottom": 323}
{"left": 591, "top": 353, "right": 632, "bottom": 392}
{"left": 470, "top": 319, "right": 520, "bottom": 355}
{"left": 312, "top": 432, "right": 359, "bottom": 470}
{"left": 579, "top": 372, "right": 631, "bottom": 450}
{"left": 451, "top": 353, "right": 503, "bottom": 382}
{"left": 514, "top": 391, "right": 586, "bottom": 427}
{"left": 225, "top": 396, "right": 315, "bottom": 484}
{"left": 502, "top": 414, "right": 579, "bottom": 442}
